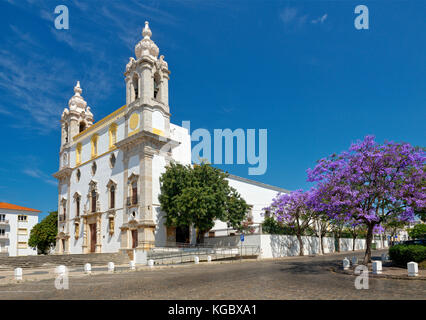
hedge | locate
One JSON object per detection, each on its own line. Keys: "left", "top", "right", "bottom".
{"left": 388, "top": 244, "right": 426, "bottom": 267}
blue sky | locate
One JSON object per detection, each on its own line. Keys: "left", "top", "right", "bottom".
{"left": 0, "top": 0, "right": 425, "bottom": 220}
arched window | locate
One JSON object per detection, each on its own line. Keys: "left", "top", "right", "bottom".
{"left": 153, "top": 73, "right": 161, "bottom": 99}
{"left": 110, "top": 185, "right": 115, "bottom": 209}
{"left": 91, "top": 134, "right": 98, "bottom": 158}
{"left": 76, "top": 169, "right": 81, "bottom": 182}
{"left": 132, "top": 74, "right": 139, "bottom": 100}
{"left": 131, "top": 181, "right": 138, "bottom": 205}
{"left": 91, "top": 189, "right": 97, "bottom": 213}
{"left": 79, "top": 122, "right": 86, "bottom": 133}
{"left": 76, "top": 143, "right": 82, "bottom": 165}
{"left": 74, "top": 193, "right": 81, "bottom": 217}
{"left": 109, "top": 123, "right": 118, "bottom": 149}
{"left": 64, "top": 123, "right": 69, "bottom": 143}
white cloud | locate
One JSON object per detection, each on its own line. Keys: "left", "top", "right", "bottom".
{"left": 311, "top": 14, "right": 328, "bottom": 24}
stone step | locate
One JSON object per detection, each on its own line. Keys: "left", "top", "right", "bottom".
{"left": 0, "top": 252, "right": 130, "bottom": 270}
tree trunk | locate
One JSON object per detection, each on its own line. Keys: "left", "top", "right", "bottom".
{"left": 196, "top": 229, "right": 205, "bottom": 245}
{"left": 320, "top": 235, "right": 325, "bottom": 255}
{"left": 352, "top": 235, "right": 356, "bottom": 251}
{"left": 363, "top": 225, "right": 374, "bottom": 264}
{"left": 297, "top": 234, "right": 304, "bottom": 256}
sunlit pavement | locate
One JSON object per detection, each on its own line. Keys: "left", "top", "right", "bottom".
{"left": 0, "top": 249, "right": 424, "bottom": 300}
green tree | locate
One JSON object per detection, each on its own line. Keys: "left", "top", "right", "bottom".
{"left": 408, "top": 223, "right": 426, "bottom": 239}
{"left": 28, "top": 211, "right": 58, "bottom": 254}
{"left": 159, "top": 162, "right": 249, "bottom": 244}
{"left": 383, "top": 217, "right": 408, "bottom": 245}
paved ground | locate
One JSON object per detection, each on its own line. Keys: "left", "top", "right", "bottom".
{"left": 0, "top": 250, "right": 424, "bottom": 300}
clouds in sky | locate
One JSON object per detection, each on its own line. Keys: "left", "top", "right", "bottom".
{"left": 280, "top": 7, "right": 328, "bottom": 29}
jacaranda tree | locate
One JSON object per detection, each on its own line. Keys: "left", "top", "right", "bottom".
{"left": 266, "top": 190, "right": 315, "bottom": 256}
{"left": 307, "top": 136, "right": 425, "bottom": 264}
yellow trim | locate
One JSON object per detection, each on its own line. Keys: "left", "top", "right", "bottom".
{"left": 73, "top": 105, "right": 126, "bottom": 142}
{"left": 91, "top": 134, "right": 99, "bottom": 159}
{"left": 152, "top": 128, "right": 164, "bottom": 136}
{"left": 109, "top": 123, "right": 118, "bottom": 150}
{"left": 74, "top": 146, "right": 117, "bottom": 170}
{"left": 128, "top": 128, "right": 140, "bottom": 137}
{"left": 76, "top": 143, "right": 82, "bottom": 165}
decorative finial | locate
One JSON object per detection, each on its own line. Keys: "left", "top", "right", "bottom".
{"left": 142, "top": 21, "right": 152, "bottom": 39}
{"left": 74, "top": 81, "right": 82, "bottom": 96}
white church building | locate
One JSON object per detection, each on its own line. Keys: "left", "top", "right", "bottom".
{"left": 54, "top": 22, "right": 288, "bottom": 255}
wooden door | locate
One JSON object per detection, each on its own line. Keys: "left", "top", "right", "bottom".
{"left": 90, "top": 223, "right": 97, "bottom": 253}
{"left": 132, "top": 230, "right": 138, "bottom": 248}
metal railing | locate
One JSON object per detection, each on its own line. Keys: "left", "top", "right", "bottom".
{"left": 147, "top": 242, "right": 260, "bottom": 266}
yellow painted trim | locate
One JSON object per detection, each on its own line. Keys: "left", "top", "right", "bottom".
{"left": 128, "top": 128, "right": 140, "bottom": 137}
{"left": 74, "top": 146, "right": 117, "bottom": 170}
{"left": 73, "top": 105, "right": 126, "bottom": 142}
{"left": 152, "top": 128, "right": 164, "bottom": 136}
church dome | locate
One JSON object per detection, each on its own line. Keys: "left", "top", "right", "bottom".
{"left": 68, "top": 81, "right": 87, "bottom": 112}
{"left": 135, "top": 21, "right": 159, "bottom": 59}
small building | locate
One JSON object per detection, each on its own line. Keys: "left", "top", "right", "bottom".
{"left": 0, "top": 202, "right": 40, "bottom": 256}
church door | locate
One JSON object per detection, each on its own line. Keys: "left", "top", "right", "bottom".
{"left": 132, "top": 230, "right": 138, "bottom": 248}
{"left": 90, "top": 223, "right": 97, "bottom": 253}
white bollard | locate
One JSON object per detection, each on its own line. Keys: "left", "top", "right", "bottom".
{"left": 107, "top": 262, "right": 115, "bottom": 273}
{"left": 129, "top": 260, "right": 136, "bottom": 270}
{"left": 207, "top": 255, "right": 212, "bottom": 263}
{"left": 14, "top": 268, "right": 22, "bottom": 281}
{"left": 372, "top": 261, "right": 382, "bottom": 274}
{"left": 351, "top": 256, "right": 358, "bottom": 266}
{"left": 55, "top": 265, "right": 67, "bottom": 276}
{"left": 343, "top": 258, "right": 350, "bottom": 270}
{"left": 147, "top": 259, "right": 154, "bottom": 267}
{"left": 84, "top": 263, "right": 91, "bottom": 274}
{"left": 194, "top": 256, "right": 199, "bottom": 264}
{"left": 407, "top": 262, "right": 418, "bottom": 277}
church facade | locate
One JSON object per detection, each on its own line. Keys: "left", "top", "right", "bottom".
{"left": 54, "top": 22, "right": 288, "bottom": 255}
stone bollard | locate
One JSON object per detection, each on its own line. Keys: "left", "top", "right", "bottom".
{"left": 129, "top": 260, "right": 136, "bottom": 270}
{"left": 407, "top": 262, "right": 418, "bottom": 277}
{"left": 372, "top": 261, "right": 382, "bottom": 274}
{"left": 381, "top": 253, "right": 387, "bottom": 262}
{"left": 107, "top": 262, "right": 115, "bottom": 273}
{"left": 194, "top": 256, "right": 200, "bottom": 264}
{"left": 14, "top": 268, "right": 23, "bottom": 281}
{"left": 84, "top": 263, "right": 91, "bottom": 274}
{"left": 207, "top": 255, "right": 212, "bottom": 263}
{"left": 147, "top": 259, "right": 154, "bottom": 267}
{"left": 343, "top": 258, "right": 350, "bottom": 270}
{"left": 351, "top": 256, "right": 358, "bottom": 266}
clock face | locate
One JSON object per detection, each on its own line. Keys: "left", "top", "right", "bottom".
{"left": 129, "top": 112, "right": 140, "bottom": 131}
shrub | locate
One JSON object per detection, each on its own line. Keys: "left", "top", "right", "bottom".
{"left": 262, "top": 217, "right": 296, "bottom": 235}
{"left": 389, "top": 244, "right": 426, "bottom": 267}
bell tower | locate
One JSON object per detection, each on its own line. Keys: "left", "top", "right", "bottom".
{"left": 124, "top": 21, "right": 171, "bottom": 137}
{"left": 59, "top": 81, "right": 93, "bottom": 169}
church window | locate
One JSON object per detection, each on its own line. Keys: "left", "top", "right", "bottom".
{"left": 76, "top": 169, "right": 81, "bottom": 182}
{"left": 91, "top": 134, "right": 98, "bottom": 158}
{"left": 76, "top": 195, "right": 81, "bottom": 217}
{"left": 76, "top": 143, "right": 82, "bottom": 165}
{"left": 74, "top": 222, "right": 80, "bottom": 239}
{"left": 109, "top": 153, "right": 116, "bottom": 168}
{"left": 91, "top": 189, "right": 97, "bottom": 213}
{"left": 131, "top": 181, "right": 138, "bottom": 205}
{"left": 132, "top": 74, "right": 139, "bottom": 100}
{"left": 110, "top": 185, "right": 116, "bottom": 209}
{"left": 91, "top": 162, "right": 97, "bottom": 176}
{"left": 64, "top": 124, "right": 69, "bottom": 143}
{"left": 79, "top": 122, "right": 86, "bottom": 133}
{"left": 153, "top": 73, "right": 160, "bottom": 99}
{"left": 109, "top": 123, "right": 117, "bottom": 149}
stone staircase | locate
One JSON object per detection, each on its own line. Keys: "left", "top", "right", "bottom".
{"left": 0, "top": 252, "right": 130, "bottom": 270}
